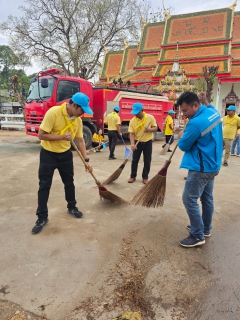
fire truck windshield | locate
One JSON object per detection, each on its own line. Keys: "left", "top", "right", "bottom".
{"left": 27, "top": 78, "right": 56, "bottom": 101}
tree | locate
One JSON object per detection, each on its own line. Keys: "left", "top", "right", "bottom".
{"left": 0, "top": 0, "right": 172, "bottom": 80}
{"left": 0, "top": 45, "right": 19, "bottom": 88}
{"left": 203, "top": 66, "right": 219, "bottom": 102}
{"left": 0, "top": 0, "right": 162, "bottom": 80}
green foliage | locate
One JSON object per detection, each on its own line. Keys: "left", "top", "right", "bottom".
{"left": 196, "top": 77, "right": 207, "bottom": 93}
{"left": 0, "top": 46, "right": 31, "bottom": 105}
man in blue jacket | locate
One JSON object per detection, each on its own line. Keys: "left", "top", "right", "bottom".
{"left": 176, "top": 91, "right": 223, "bottom": 247}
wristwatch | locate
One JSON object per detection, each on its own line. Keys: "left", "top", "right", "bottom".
{"left": 85, "top": 158, "right": 90, "bottom": 162}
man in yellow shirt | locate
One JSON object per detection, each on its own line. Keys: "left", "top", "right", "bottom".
{"left": 162, "top": 109, "right": 176, "bottom": 152}
{"left": 222, "top": 105, "right": 240, "bottom": 166}
{"left": 32, "top": 92, "right": 93, "bottom": 234}
{"left": 104, "top": 106, "right": 122, "bottom": 160}
{"left": 128, "top": 102, "right": 157, "bottom": 184}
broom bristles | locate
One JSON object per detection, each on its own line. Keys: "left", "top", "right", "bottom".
{"left": 131, "top": 167, "right": 168, "bottom": 208}
{"left": 98, "top": 185, "right": 129, "bottom": 203}
{"left": 160, "top": 143, "right": 170, "bottom": 155}
{"left": 102, "top": 160, "right": 128, "bottom": 185}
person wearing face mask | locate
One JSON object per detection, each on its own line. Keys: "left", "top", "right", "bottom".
{"left": 32, "top": 92, "right": 93, "bottom": 234}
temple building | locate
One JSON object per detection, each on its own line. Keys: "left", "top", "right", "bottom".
{"left": 98, "top": 1, "right": 240, "bottom": 116}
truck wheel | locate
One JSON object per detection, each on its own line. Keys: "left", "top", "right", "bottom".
{"left": 83, "top": 126, "right": 92, "bottom": 149}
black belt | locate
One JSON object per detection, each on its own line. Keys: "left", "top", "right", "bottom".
{"left": 135, "top": 139, "right": 152, "bottom": 144}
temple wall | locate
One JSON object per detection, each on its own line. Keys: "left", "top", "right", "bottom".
{"left": 212, "top": 82, "right": 240, "bottom": 116}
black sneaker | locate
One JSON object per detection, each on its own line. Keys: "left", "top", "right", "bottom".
{"left": 186, "top": 225, "right": 211, "bottom": 237}
{"left": 32, "top": 219, "right": 49, "bottom": 234}
{"left": 109, "top": 156, "right": 116, "bottom": 160}
{"left": 179, "top": 234, "right": 205, "bottom": 247}
{"left": 222, "top": 162, "right": 228, "bottom": 166}
{"left": 167, "top": 149, "right": 172, "bottom": 152}
{"left": 67, "top": 207, "right": 83, "bottom": 218}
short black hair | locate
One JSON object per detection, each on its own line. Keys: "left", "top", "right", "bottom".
{"left": 69, "top": 98, "right": 81, "bottom": 108}
{"left": 176, "top": 91, "right": 200, "bottom": 107}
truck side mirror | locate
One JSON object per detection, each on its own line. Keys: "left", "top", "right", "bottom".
{"left": 41, "top": 78, "right": 48, "bottom": 88}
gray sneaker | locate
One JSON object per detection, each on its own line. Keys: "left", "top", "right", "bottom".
{"left": 32, "top": 219, "right": 49, "bottom": 234}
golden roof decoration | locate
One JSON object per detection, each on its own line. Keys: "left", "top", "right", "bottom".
{"left": 229, "top": 0, "right": 237, "bottom": 10}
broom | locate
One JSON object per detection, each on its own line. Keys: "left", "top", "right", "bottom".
{"left": 131, "top": 141, "right": 179, "bottom": 208}
{"left": 87, "top": 141, "right": 108, "bottom": 153}
{"left": 102, "top": 129, "right": 147, "bottom": 185}
{"left": 71, "top": 141, "right": 128, "bottom": 203}
{"left": 160, "top": 135, "right": 173, "bottom": 155}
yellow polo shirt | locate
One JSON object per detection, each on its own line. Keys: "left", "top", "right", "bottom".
{"left": 40, "top": 103, "right": 82, "bottom": 153}
{"left": 164, "top": 115, "right": 174, "bottom": 135}
{"left": 104, "top": 112, "right": 121, "bottom": 130}
{"left": 223, "top": 114, "right": 240, "bottom": 139}
{"left": 128, "top": 113, "right": 157, "bottom": 142}
{"left": 92, "top": 133, "right": 104, "bottom": 143}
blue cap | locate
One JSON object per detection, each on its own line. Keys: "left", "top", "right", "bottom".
{"left": 131, "top": 102, "right": 143, "bottom": 115}
{"left": 226, "top": 105, "right": 236, "bottom": 111}
{"left": 72, "top": 92, "right": 93, "bottom": 115}
{"left": 168, "top": 110, "right": 176, "bottom": 114}
{"left": 114, "top": 106, "right": 120, "bottom": 112}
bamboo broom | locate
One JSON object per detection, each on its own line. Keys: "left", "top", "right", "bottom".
{"left": 160, "top": 135, "right": 173, "bottom": 155}
{"left": 71, "top": 141, "right": 128, "bottom": 203}
{"left": 102, "top": 129, "right": 148, "bottom": 185}
{"left": 131, "top": 142, "right": 179, "bottom": 208}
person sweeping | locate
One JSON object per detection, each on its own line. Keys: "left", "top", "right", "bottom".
{"left": 162, "top": 109, "right": 176, "bottom": 152}
{"left": 128, "top": 102, "right": 157, "bottom": 185}
{"left": 104, "top": 106, "right": 122, "bottom": 160}
{"left": 32, "top": 92, "right": 93, "bottom": 234}
{"left": 177, "top": 91, "right": 223, "bottom": 248}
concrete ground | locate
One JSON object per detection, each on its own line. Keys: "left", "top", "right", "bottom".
{"left": 0, "top": 130, "right": 239, "bottom": 320}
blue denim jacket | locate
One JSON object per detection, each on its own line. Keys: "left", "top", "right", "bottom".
{"left": 178, "top": 105, "right": 223, "bottom": 172}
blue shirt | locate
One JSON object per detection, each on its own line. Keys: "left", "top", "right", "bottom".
{"left": 178, "top": 105, "right": 223, "bottom": 172}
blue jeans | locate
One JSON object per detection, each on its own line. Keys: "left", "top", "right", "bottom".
{"left": 231, "top": 135, "right": 240, "bottom": 155}
{"left": 182, "top": 170, "right": 219, "bottom": 239}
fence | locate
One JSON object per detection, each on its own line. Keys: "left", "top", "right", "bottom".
{"left": 0, "top": 114, "right": 25, "bottom": 130}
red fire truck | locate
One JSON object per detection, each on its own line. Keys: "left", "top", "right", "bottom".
{"left": 25, "top": 69, "right": 173, "bottom": 148}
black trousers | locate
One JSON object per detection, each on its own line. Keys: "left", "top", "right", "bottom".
{"left": 131, "top": 140, "right": 152, "bottom": 180}
{"left": 92, "top": 142, "right": 103, "bottom": 149}
{"left": 36, "top": 147, "right": 76, "bottom": 221}
{"left": 108, "top": 130, "right": 118, "bottom": 157}
{"left": 163, "top": 134, "right": 174, "bottom": 147}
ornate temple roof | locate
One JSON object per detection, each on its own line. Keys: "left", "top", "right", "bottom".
{"left": 232, "top": 11, "right": 240, "bottom": 75}
{"left": 99, "top": 50, "right": 123, "bottom": 81}
{"left": 98, "top": 4, "right": 240, "bottom": 85}
{"left": 120, "top": 45, "right": 138, "bottom": 75}
{"left": 121, "top": 22, "right": 165, "bottom": 83}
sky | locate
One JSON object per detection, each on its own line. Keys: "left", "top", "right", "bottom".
{"left": 0, "top": 0, "right": 240, "bottom": 75}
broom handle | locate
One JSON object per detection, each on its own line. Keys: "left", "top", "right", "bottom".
{"left": 164, "top": 125, "right": 186, "bottom": 167}
{"left": 71, "top": 140, "right": 101, "bottom": 185}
